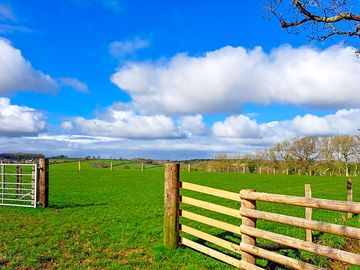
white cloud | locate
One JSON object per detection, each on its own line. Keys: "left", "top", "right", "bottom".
{"left": 59, "top": 77, "right": 89, "bottom": 93}
{"left": 0, "top": 39, "right": 58, "bottom": 95}
{"left": 212, "top": 109, "right": 360, "bottom": 141}
{"left": 109, "top": 37, "right": 150, "bottom": 58}
{"left": 62, "top": 105, "right": 181, "bottom": 139}
{"left": 2, "top": 108, "right": 360, "bottom": 159}
{"left": 111, "top": 45, "right": 360, "bottom": 114}
{"left": 0, "top": 4, "right": 16, "bottom": 22}
{"left": 0, "top": 98, "right": 46, "bottom": 137}
{"left": 179, "top": 114, "right": 207, "bottom": 136}
{"left": 212, "top": 115, "right": 261, "bottom": 138}
{"left": 0, "top": 24, "right": 33, "bottom": 34}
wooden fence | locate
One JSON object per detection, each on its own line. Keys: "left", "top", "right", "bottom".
{"left": 163, "top": 163, "right": 360, "bottom": 269}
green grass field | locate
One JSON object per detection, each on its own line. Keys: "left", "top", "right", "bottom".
{"left": 0, "top": 160, "right": 359, "bottom": 269}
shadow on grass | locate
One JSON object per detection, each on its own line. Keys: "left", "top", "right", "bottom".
{"left": 49, "top": 203, "right": 108, "bottom": 209}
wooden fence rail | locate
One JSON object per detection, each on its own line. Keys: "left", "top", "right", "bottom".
{"left": 163, "top": 163, "right": 360, "bottom": 269}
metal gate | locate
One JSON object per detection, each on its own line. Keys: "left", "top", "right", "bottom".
{"left": 0, "top": 163, "right": 38, "bottom": 208}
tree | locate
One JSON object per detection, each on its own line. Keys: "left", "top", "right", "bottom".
{"left": 267, "top": 0, "right": 360, "bottom": 51}
{"left": 331, "top": 135, "right": 359, "bottom": 177}
{"left": 288, "top": 136, "right": 319, "bottom": 173}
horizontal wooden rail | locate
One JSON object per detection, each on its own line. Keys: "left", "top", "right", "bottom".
{"left": 240, "top": 225, "right": 360, "bottom": 266}
{"left": 240, "top": 261, "right": 264, "bottom": 270}
{"left": 240, "top": 190, "right": 360, "bottom": 214}
{"left": 181, "top": 181, "right": 240, "bottom": 202}
{"left": 181, "top": 224, "right": 239, "bottom": 254}
{"left": 180, "top": 237, "right": 242, "bottom": 268}
{"left": 181, "top": 210, "right": 240, "bottom": 235}
{"left": 241, "top": 208, "right": 360, "bottom": 240}
{"left": 181, "top": 196, "right": 240, "bottom": 218}
{"left": 240, "top": 243, "right": 325, "bottom": 270}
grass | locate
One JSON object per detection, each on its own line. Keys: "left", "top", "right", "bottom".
{"left": 0, "top": 159, "right": 359, "bottom": 269}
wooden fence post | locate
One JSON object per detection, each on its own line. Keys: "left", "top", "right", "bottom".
{"left": 164, "top": 163, "right": 180, "bottom": 249}
{"left": 78, "top": 160, "right": 81, "bottom": 171}
{"left": 16, "top": 166, "right": 22, "bottom": 195}
{"left": 38, "top": 158, "right": 49, "bottom": 208}
{"left": 141, "top": 162, "right": 144, "bottom": 171}
{"left": 188, "top": 163, "right": 191, "bottom": 172}
{"left": 347, "top": 179, "right": 353, "bottom": 219}
{"left": 240, "top": 189, "right": 257, "bottom": 266}
{"left": 110, "top": 161, "right": 113, "bottom": 171}
{"left": 305, "top": 184, "right": 312, "bottom": 243}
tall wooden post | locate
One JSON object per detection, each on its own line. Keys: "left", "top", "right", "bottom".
{"left": 141, "top": 162, "right": 144, "bottom": 171}
{"left": 78, "top": 160, "right": 81, "bottom": 171}
{"left": 347, "top": 179, "right": 353, "bottom": 219}
{"left": 38, "top": 158, "right": 49, "bottom": 208}
{"left": 164, "top": 163, "right": 180, "bottom": 249}
{"left": 110, "top": 161, "right": 113, "bottom": 171}
{"left": 240, "top": 189, "right": 257, "bottom": 266}
{"left": 305, "top": 184, "right": 312, "bottom": 242}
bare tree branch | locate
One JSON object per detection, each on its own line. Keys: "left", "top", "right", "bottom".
{"left": 266, "top": 0, "right": 360, "bottom": 51}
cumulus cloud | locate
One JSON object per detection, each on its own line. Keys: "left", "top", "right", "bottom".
{"left": 59, "top": 77, "right": 89, "bottom": 93}
{"left": 212, "top": 115, "right": 262, "bottom": 138}
{"left": 62, "top": 105, "right": 181, "bottom": 139}
{"left": 109, "top": 37, "right": 150, "bottom": 58}
{"left": 0, "top": 98, "right": 46, "bottom": 137}
{"left": 0, "top": 39, "right": 58, "bottom": 95}
{"left": 212, "top": 109, "right": 360, "bottom": 142}
{"left": 111, "top": 45, "right": 360, "bottom": 114}
{"left": 179, "top": 115, "right": 207, "bottom": 136}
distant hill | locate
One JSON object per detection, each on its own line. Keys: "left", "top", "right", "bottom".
{"left": 0, "top": 153, "right": 44, "bottom": 160}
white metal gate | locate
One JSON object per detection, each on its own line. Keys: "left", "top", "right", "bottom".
{"left": 0, "top": 163, "right": 38, "bottom": 208}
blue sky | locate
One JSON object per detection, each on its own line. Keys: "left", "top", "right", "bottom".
{"left": 0, "top": 0, "right": 359, "bottom": 159}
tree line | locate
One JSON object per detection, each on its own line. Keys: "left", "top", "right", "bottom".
{"left": 188, "top": 135, "right": 359, "bottom": 177}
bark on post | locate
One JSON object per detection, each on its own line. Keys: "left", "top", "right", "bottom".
{"left": 347, "top": 179, "right": 353, "bottom": 219}
{"left": 164, "top": 163, "right": 180, "bottom": 249}
{"left": 305, "top": 184, "right": 312, "bottom": 243}
{"left": 38, "top": 158, "right": 49, "bottom": 208}
{"left": 240, "top": 189, "right": 257, "bottom": 266}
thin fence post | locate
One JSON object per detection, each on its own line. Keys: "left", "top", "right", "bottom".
{"left": 240, "top": 189, "right": 257, "bottom": 266}
{"left": 38, "top": 158, "right": 49, "bottom": 208}
{"left": 78, "top": 160, "right": 81, "bottom": 171}
{"left": 141, "top": 162, "right": 144, "bottom": 171}
{"left": 347, "top": 179, "right": 353, "bottom": 219}
{"left": 164, "top": 163, "right": 180, "bottom": 249}
{"left": 110, "top": 161, "right": 113, "bottom": 171}
{"left": 188, "top": 163, "right": 191, "bottom": 172}
{"left": 305, "top": 184, "right": 312, "bottom": 243}
{"left": 16, "top": 166, "right": 22, "bottom": 195}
